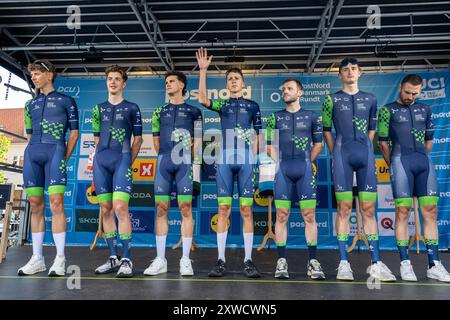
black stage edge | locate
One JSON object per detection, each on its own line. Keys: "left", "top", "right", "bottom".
{"left": 1, "top": 246, "right": 450, "bottom": 301}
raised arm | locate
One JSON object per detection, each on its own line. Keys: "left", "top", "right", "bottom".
{"left": 196, "top": 47, "right": 213, "bottom": 107}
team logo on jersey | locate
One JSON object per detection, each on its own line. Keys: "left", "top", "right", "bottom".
{"left": 357, "top": 103, "right": 366, "bottom": 110}
{"left": 296, "top": 122, "right": 306, "bottom": 129}
{"left": 334, "top": 97, "right": 342, "bottom": 102}
{"left": 397, "top": 115, "right": 408, "bottom": 122}
{"left": 339, "top": 104, "right": 350, "bottom": 111}
{"left": 415, "top": 114, "right": 425, "bottom": 122}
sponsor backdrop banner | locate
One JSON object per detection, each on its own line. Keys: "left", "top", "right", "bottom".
{"left": 43, "top": 70, "right": 449, "bottom": 249}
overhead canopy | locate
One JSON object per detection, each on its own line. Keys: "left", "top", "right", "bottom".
{"left": 1, "top": 0, "right": 449, "bottom": 79}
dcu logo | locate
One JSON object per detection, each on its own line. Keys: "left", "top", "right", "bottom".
{"left": 57, "top": 86, "right": 80, "bottom": 97}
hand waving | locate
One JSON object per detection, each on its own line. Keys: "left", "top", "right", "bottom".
{"left": 196, "top": 47, "right": 213, "bottom": 70}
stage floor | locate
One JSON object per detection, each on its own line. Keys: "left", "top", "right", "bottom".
{"left": 1, "top": 245, "right": 449, "bottom": 300}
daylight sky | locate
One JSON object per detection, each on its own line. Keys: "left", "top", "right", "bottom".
{"left": 0, "top": 66, "right": 33, "bottom": 109}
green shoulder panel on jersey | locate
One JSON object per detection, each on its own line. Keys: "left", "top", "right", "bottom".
{"left": 322, "top": 95, "right": 333, "bottom": 131}
{"left": 265, "top": 113, "right": 276, "bottom": 144}
{"left": 210, "top": 99, "right": 228, "bottom": 112}
{"left": 377, "top": 106, "right": 391, "bottom": 140}
{"left": 24, "top": 99, "right": 33, "bottom": 132}
{"left": 151, "top": 104, "right": 167, "bottom": 135}
{"left": 92, "top": 105, "right": 101, "bottom": 136}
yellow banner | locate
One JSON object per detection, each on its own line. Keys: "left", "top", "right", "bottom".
{"left": 376, "top": 158, "right": 390, "bottom": 182}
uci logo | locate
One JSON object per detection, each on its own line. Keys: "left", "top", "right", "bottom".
{"left": 422, "top": 77, "right": 445, "bottom": 90}
{"left": 57, "top": 86, "right": 80, "bottom": 97}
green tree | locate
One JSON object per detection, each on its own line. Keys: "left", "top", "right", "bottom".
{"left": 0, "top": 133, "right": 11, "bottom": 183}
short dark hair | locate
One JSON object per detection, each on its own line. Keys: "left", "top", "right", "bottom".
{"left": 225, "top": 68, "right": 244, "bottom": 81}
{"left": 28, "top": 59, "right": 57, "bottom": 83}
{"left": 401, "top": 74, "right": 423, "bottom": 87}
{"left": 105, "top": 65, "right": 128, "bottom": 82}
{"left": 339, "top": 57, "right": 361, "bottom": 72}
{"left": 165, "top": 71, "right": 187, "bottom": 95}
{"left": 281, "top": 78, "right": 304, "bottom": 91}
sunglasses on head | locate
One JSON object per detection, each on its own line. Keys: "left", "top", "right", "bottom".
{"left": 33, "top": 60, "right": 50, "bottom": 72}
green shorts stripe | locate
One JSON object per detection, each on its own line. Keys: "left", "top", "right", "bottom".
{"left": 98, "top": 193, "right": 113, "bottom": 203}
{"left": 275, "top": 200, "right": 291, "bottom": 209}
{"left": 358, "top": 191, "right": 377, "bottom": 202}
{"left": 112, "top": 191, "right": 130, "bottom": 203}
{"left": 25, "top": 187, "right": 44, "bottom": 197}
{"left": 239, "top": 197, "right": 253, "bottom": 207}
{"left": 419, "top": 196, "right": 438, "bottom": 207}
{"left": 300, "top": 199, "right": 316, "bottom": 209}
{"left": 218, "top": 197, "right": 232, "bottom": 206}
{"left": 177, "top": 195, "right": 192, "bottom": 203}
{"left": 155, "top": 195, "right": 170, "bottom": 203}
{"left": 395, "top": 197, "right": 413, "bottom": 207}
{"left": 335, "top": 191, "right": 353, "bottom": 202}
{"left": 48, "top": 185, "right": 66, "bottom": 195}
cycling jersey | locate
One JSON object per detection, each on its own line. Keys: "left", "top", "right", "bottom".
{"left": 266, "top": 108, "right": 322, "bottom": 209}
{"left": 24, "top": 91, "right": 79, "bottom": 144}
{"left": 92, "top": 100, "right": 142, "bottom": 153}
{"left": 378, "top": 101, "right": 438, "bottom": 207}
{"left": 92, "top": 99, "right": 142, "bottom": 203}
{"left": 322, "top": 91, "right": 378, "bottom": 202}
{"left": 151, "top": 103, "right": 202, "bottom": 203}
{"left": 151, "top": 102, "right": 203, "bottom": 155}
{"left": 205, "top": 97, "right": 262, "bottom": 207}
{"left": 378, "top": 101, "right": 434, "bottom": 156}
{"left": 23, "top": 91, "right": 79, "bottom": 197}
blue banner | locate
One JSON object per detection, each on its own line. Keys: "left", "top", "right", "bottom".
{"left": 43, "top": 69, "right": 450, "bottom": 249}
